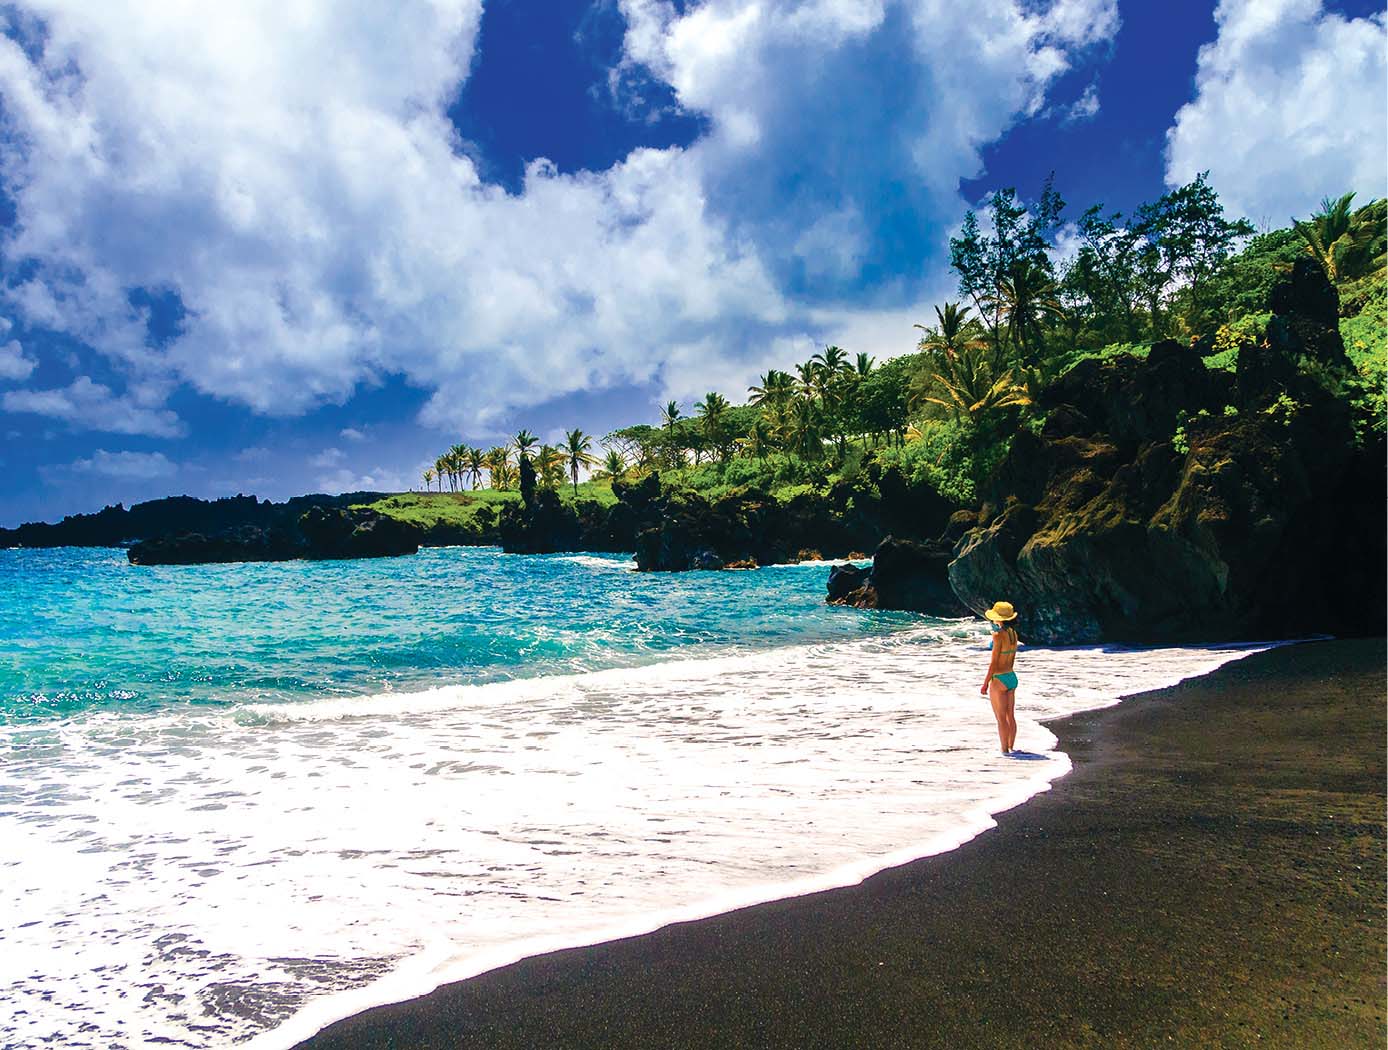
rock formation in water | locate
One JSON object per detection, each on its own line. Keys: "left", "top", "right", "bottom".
{"left": 127, "top": 507, "right": 419, "bottom": 565}
{"left": 828, "top": 536, "right": 972, "bottom": 617}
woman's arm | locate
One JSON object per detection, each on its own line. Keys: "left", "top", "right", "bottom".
{"left": 980, "top": 633, "right": 998, "bottom": 695}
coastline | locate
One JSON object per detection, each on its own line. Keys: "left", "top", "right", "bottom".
{"left": 292, "top": 636, "right": 1386, "bottom": 1049}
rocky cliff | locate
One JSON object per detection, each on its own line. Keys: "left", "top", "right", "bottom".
{"left": 941, "top": 258, "right": 1384, "bottom": 643}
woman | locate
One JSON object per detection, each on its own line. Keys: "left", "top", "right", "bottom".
{"left": 979, "top": 601, "right": 1020, "bottom": 754}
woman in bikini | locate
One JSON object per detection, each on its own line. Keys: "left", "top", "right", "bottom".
{"left": 979, "top": 601, "right": 1020, "bottom": 754}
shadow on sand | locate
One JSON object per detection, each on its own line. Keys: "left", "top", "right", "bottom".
{"left": 1006, "top": 750, "right": 1049, "bottom": 761}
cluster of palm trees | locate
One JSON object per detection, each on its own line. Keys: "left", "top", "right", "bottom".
{"left": 414, "top": 314, "right": 1052, "bottom": 499}
{"left": 741, "top": 345, "right": 880, "bottom": 459}
{"left": 422, "top": 429, "right": 601, "bottom": 497}
{"left": 633, "top": 345, "right": 886, "bottom": 472}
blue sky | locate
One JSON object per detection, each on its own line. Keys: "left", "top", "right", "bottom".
{"left": 0, "top": 0, "right": 1384, "bottom": 526}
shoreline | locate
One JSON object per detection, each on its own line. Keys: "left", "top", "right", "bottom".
{"left": 290, "top": 637, "right": 1386, "bottom": 1050}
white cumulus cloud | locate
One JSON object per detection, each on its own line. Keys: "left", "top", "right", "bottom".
{"left": 0, "top": 339, "right": 36, "bottom": 381}
{"left": 0, "top": 0, "right": 1118, "bottom": 433}
{"left": 0, "top": 318, "right": 36, "bottom": 380}
{"left": 2, "top": 375, "right": 185, "bottom": 436}
{"left": 69, "top": 448, "right": 176, "bottom": 479}
{"left": 1165, "top": 0, "right": 1387, "bottom": 224}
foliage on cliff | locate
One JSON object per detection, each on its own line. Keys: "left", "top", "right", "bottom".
{"left": 414, "top": 180, "right": 1383, "bottom": 529}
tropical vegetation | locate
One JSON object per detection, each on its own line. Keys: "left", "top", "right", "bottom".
{"left": 408, "top": 177, "right": 1384, "bottom": 513}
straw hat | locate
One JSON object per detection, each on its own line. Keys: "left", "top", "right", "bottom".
{"left": 984, "top": 600, "right": 1017, "bottom": 623}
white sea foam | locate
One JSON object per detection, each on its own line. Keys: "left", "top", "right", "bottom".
{"left": 0, "top": 628, "right": 1276, "bottom": 1049}
{"left": 551, "top": 554, "right": 638, "bottom": 570}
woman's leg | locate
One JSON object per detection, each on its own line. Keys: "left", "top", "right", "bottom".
{"left": 1003, "top": 689, "right": 1017, "bottom": 751}
{"left": 988, "top": 679, "right": 1010, "bottom": 752}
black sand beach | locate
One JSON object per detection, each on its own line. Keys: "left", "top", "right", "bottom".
{"left": 298, "top": 638, "right": 1386, "bottom": 1049}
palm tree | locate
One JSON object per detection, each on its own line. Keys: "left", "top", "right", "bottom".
{"left": 465, "top": 447, "right": 486, "bottom": 490}
{"left": 1293, "top": 192, "right": 1382, "bottom": 283}
{"left": 560, "top": 428, "right": 598, "bottom": 497}
{"left": 915, "top": 301, "right": 981, "bottom": 360}
{"left": 794, "top": 360, "right": 819, "bottom": 397}
{"left": 695, "top": 391, "right": 732, "bottom": 462}
{"left": 448, "top": 444, "right": 468, "bottom": 491}
{"left": 535, "top": 444, "right": 565, "bottom": 488}
{"left": 739, "top": 417, "right": 775, "bottom": 461}
{"left": 422, "top": 468, "right": 435, "bottom": 492}
{"left": 748, "top": 369, "right": 795, "bottom": 408}
{"left": 812, "top": 344, "right": 850, "bottom": 377}
{"left": 985, "top": 261, "right": 1063, "bottom": 363}
{"left": 788, "top": 395, "right": 823, "bottom": 459}
{"left": 659, "top": 400, "right": 683, "bottom": 467}
{"left": 600, "top": 448, "right": 626, "bottom": 480}
{"left": 434, "top": 455, "right": 451, "bottom": 492}
{"left": 494, "top": 462, "right": 518, "bottom": 491}
{"left": 512, "top": 429, "right": 538, "bottom": 460}
{"left": 484, "top": 446, "right": 510, "bottom": 489}
{"left": 854, "top": 352, "right": 875, "bottom": 377}
{"left": 910, "top": 342, "right": 1030, "bottom": 423}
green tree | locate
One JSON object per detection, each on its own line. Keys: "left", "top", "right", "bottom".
{"left": 1294, "top": 192, "right": 1386, "bottom": 284}
{"left": 910, "top": 342, "right": 1029, "bottom": 425}
{"left": 950, "top": 177, "right": 1065, "bottom": 356}
{"left": 604, "top": 424, "right": 662, "bottom": 474}
{"left": 788, "top": 395, "right": 823, "bottom": 459}
{"left": 1066, "top": 204, "right": 1147, "bottom": 342}
{"left": 535, "top": 445, "right": 565, "bottom": 488}
{"left": 465, "top": 447, "right": 486, "bottom": 490}
{"left": 600, "top": 448, "right": 626, "bottom": 479}
{"left": 748, "top": 369, "right": 796, "bottom": 408}
{"left": 659, "top": 400, "right": 684, "bottom": 467}
{"left": 422, "top": 467, "right": 435, "bottom": 492}
{"left": 739, "top": 416, "right": 775, "bottom": 461}
{"left": 447, "top": 443, "right": 468, "bottom": 491}
{"left": 856, "top": 353, "right": 919, "bottom": 446}
{"left": 695, "top": 391, "right": 733, "bottom": 462}
{"left": 1132, "top": 172, "right": 1254, "bottom": 335}
{"left": 512, "top": 429, "right": 538, "bottom": 459}
{"left": 484, "top": 446, "right": 511, "bottom": 489}
{"left": 811, "top": 345, "right": 850, "bottom": 378}
{"left": 560, "top": 428, "right": 598, "bottom": 496}
{"left": 985, "top": 258, "right": 1065, "bottom": 360}
{"left": 915, "top": 302, "right": 984, "bottom": 361}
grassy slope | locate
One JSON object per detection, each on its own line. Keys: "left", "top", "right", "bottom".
{"left": 362, "top": 480, "right": 619, "bottom": 530}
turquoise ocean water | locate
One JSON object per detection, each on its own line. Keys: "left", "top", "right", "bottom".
{"left": 0, "top": 545, "right": 1269, "bottom": 1049}
{"left": 0, "top": 547, "right": 907, "bottom": 724}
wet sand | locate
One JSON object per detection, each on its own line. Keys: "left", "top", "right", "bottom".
{"left": 297, "top": 637, "right": 1386, "bottom": 1049}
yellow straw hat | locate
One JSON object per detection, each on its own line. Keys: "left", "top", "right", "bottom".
{"left": 984, "top": 601, "right": 1018, "bottom": 623}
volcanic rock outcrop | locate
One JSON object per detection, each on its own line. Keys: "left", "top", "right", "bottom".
{"left": 941, "top": 261, "right": 1383, "bottom": 643}
{"left": 828, "top": 537, "right": 971, "bottom": 617}
{"left": 127, "top": 507, "right": 419, "bottom": 565}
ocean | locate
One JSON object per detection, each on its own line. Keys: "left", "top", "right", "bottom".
{"left": 0, "top": 545, "right": 1270, "bottom": 1048}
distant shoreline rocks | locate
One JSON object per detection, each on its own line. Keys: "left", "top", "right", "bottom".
{"left": 127, "top": 507, "right": 419, "bottom": 565}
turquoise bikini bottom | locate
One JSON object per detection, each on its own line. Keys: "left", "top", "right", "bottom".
{"left": 992, "top": 671, "right": 1019, "bottom": 690}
